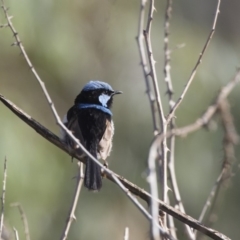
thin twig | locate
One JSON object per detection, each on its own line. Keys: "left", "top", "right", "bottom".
{"left": 163, "top": 0, "right": 174, "bottom": 101}
{"left": 0, "top": 157, "right": 7, "bottom": 240}
{"left": 10, "top": 203, "right": 30, "bottom": 240}
{"left": 13, "top": 227, "right": 20, "bottom": 240}
{"left": 136, "top": 0, "right": 159, "bottom": 134}
{"left": 60, "top": 162, "right": 84, "bottom": 240}
{"left": 166, "top": 0, "right": 221, "bottom": 124}
{"left": 0, "top": 94, "right": 231, "bottom": 240}
{"left": 137, "top": 0, "right": 166, "bottom": 237}
{"left": 162, "top": 0, "right": 194, "bottom": 238}
{"left": 124, "top": 227, "right": 129, "bottom": 240}
{"left": 151, "top": 69, "right": 240, "bottom": 153}
{"left": 0, "top": 2, "right": 172, "bottom": 238}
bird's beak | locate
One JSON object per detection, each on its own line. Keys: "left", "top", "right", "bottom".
{"left": 112, "top": 91, "right": 123, "bottom": 96}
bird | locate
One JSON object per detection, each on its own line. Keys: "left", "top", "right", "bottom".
{"left": 61, "top": 80, "right": 122, "bottom": 191}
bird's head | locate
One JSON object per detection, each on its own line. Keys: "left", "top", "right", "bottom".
{"left": 75, "top": 81, "right": 122, "bottom": 108}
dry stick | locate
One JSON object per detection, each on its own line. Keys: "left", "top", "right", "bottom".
{"left": 0, "top": 2, "right": 171, "bottom": 239}
{"left": 0, "top": 94, "right": 231, "bottom": 240}
{"left": 137, "top": 0, "right": 159, "bottom": 134}
{"left": 163, "top": 1, "right": 179, "bottom": 239}
{"left": 196, "top": 100, "right": 239, "bottom": 240}
{"left": 144, "top": 0, "right": 168, "bottom": 230}
{"left": 10, "top": 203, "right": 30, "bottom": 240}
{"left": 60, "top": 162, "right": 84, "bottom": 240}
{"left": 166, "top": 0, "right": 221, "bottom": 124}
{"left": 163, "top": 1, "right": 194, "bottom": 239}
{"left": 0, "top": 157, "right": 7, "bottom": 240}
{"left": 137, "top": 1, "right": 162, "bottom": 239}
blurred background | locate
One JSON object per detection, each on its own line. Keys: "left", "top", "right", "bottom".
{"left": 0, "top": 0, "right": 240, "bottom": 239}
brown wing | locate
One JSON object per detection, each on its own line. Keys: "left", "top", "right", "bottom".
{"left": 98, "top": 119, "right": 114, "bottom": 160}
{"left": 66, "top": 115, "right": 86, "bottom": 157}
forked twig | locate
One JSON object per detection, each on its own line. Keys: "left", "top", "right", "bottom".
{"left": 167, "top": 0, "right": 221, "bottom": 123}
{"left": 152, "top": 69, "right": 240, "bottom": 151}
{"left": 0, "top": 157, "right": 7, "bottom": 239}
{"left": 10, "top": 203, "right": 31, "bottom": 240}
{"left": 60, "top": 162, "right": 84, "bottom": 240}
{"left": 0, "top": 1, "right": 172, "bottom": 238}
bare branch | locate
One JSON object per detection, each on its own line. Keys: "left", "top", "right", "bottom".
{"left": 144, "top": 0, "right": 169, "bottom": 229}
{"left": 163, "top": 0, "right": 174, "bottom": 101}
{"left": 60, "top": 162, "right": 84, "bottom": 240}
{"left": 0, "top": 94, "right": 231, "bottom": 240}
{"left": 152, "top": 69, "right": 240, "bottom": 150}
{"left": 136, "top": 0, "right": 159, "bottom": 134}
{"left": 10, "top": 203, "right": 30, "bottom": 240}
{"left": 162, "top": 0, "right": 194, "bottom": 238}
{"left": 166, "top": 0, "right": 221, "bottom": 123}
{"left": 0, "top": 157, "right": 7, "bottom": 240}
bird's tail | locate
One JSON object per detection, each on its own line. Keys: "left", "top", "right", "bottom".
{"left": 84, "top": 144, "right": 102, "bottom": 191}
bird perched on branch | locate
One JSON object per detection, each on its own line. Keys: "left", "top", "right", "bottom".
{"left": 61, "top": 81, "right": 122, "bottom": 191}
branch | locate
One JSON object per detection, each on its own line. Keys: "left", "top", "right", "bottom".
{"left": 151, "top": 69, "right": 240, "bottom": 151}
{"left": 60, "top": 162, "right": 84, "bottom": 240}
{"left": 143, "top": 0, "right": 169, "bottom": 229}
{"left": 166, "top": 0, "right": 221, "bottom": 123}
{"left": 137, "top": 0, "right": 159, "bottom": 134}
{"left": 0, "top": 94, "right": 231, "bottom": 240}
{"left": 163, "top": 1, "right": 195, "bottom": 238}
{"left": 0, "top": 157, "right": 7, "bottom": 240}
{"left": 137, "top": 0, "right": 165, "bottom": 236}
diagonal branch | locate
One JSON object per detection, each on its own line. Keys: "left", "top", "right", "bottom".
{"left": 60, "top": 162, "right": 84, "bottom": 240}
{"left": 166, "top": 0, "right": 221, "bottom": 124}
{"left": 0, "top": 93, "right": 231, "bottom": 240}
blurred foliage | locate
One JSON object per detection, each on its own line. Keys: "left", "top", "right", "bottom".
{"left": 0, "top": 0, "right": 240, "bottom": 239}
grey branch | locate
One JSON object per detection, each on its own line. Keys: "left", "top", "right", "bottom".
{"left": 167, "top": 0, "right": 221, "bottom": 123}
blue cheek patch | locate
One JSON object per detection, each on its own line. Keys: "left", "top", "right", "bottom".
{"left": 99, "top": 94, "right": 111, "bottom": 107}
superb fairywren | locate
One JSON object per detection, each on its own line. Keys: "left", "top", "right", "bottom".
{"left": 62, "top": 81, "right": 122, "bottom": 191}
